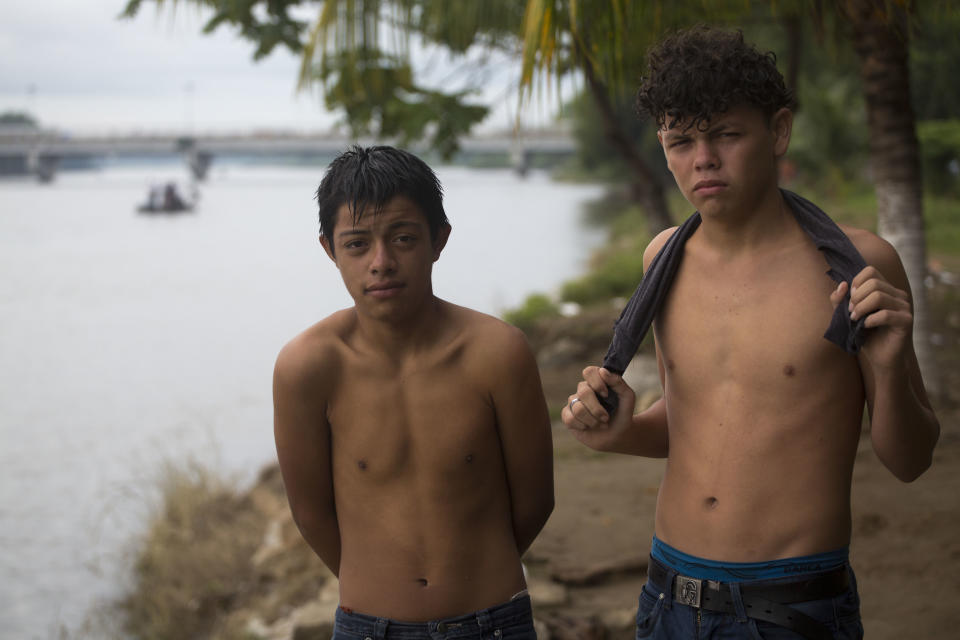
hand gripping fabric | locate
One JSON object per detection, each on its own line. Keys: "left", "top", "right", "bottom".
{"left": 597, "top": 190, "right": 868, "bottom": 415}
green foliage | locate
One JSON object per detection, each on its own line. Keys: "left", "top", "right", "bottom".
{"left": 502, "top": 293, "right": 560, "bottom": 334}
{"left": 560, "top": 233, "right": 648, "bottom": 305}
{"left": 910, "top": 7, "right": 960, "bottom": 121}
{"left": 789, "top": 72, "right": 868, "bottom": 186}
{"left": 561, "top": 90, "right": 669, "bottom": 184}
{"left": 918, "top": 120, "right": 960, "bottom": 195}
{"left": 924, "top": 193, "right": 960, "bottom": 256}
{"left": 317, "top": 48, "right": 489, "bottom": 156}
{"left": 121, "top": 0, "right": 308, "bottom": 58}
{"left": 122, "top": 0, "right": 517, "bottom": 158}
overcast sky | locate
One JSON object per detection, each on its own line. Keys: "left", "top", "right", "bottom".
{"left": 0, "top": 1, "right": 560, "bottom": 136}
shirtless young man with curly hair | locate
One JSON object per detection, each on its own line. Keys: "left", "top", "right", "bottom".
{"left": 562, "top": 27, "right": 939, "bottom": 640}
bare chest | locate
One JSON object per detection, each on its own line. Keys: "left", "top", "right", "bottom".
{"left": 327, "top": 362, "right": 500, "bottom": 484}
{"left": 657, "top": 247, "right": 850, "bottom": 393}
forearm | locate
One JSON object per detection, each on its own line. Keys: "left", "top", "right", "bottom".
{"left": 603, "top": 396, "right": 670, "bottom": 457}
{"left": 512, "top": 495, "right": 554, "bottom": 556}
{"left": 291, "top": 506, "right": 343, "bottom": 576}
{"left": 869, "top": 366, "right": 940, "bottom": 482}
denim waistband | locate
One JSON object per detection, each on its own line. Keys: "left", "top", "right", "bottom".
{"left": 651, "top": 535, "right": 849, "bottom": 582}
{"left": 334, "top": 594, "right": 533, "bottom": 639}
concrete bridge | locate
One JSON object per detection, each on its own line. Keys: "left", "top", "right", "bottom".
{"left": 0, "top": 129, "right": 576, "bottom": 182}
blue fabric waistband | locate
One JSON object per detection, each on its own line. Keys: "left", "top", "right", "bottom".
{"left": 650, "top": 536, "right": 849, "bottom": 582}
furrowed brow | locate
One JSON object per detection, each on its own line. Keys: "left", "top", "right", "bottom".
{"left": 664, "top": 130, "right": 691, "bottom": 143}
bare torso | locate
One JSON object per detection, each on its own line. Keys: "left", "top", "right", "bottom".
{"left": 323, "top": 305, "right": 527, "bottom": 619}
{"left": 654, "top": 222, "right": 865, "bottom": 561}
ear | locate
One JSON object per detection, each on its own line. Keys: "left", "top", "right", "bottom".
{"left": 771, "top": 108, "right": 793, "bottom": 158}
{"left": 432, "top": 223, "right": 451, "bottom": 261}
{"left": 319, "top": 234, "right": 338, "bottom": 265}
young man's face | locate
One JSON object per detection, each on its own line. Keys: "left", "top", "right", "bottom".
{"left": 321, "top": 195, "right": 450, "bottom": 323}
{"left": 658, "top": 104, "right": 792, "bottom": 219}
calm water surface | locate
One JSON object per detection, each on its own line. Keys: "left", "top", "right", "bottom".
{"left": 0, "top": 163, "right": 604, "bottom": 637}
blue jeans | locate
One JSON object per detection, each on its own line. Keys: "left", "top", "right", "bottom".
{"left": 636, "top": 564, "right": 864, "bottom": 639}
{"left": 332, "top": 594, "right": 537, "bottom": 640}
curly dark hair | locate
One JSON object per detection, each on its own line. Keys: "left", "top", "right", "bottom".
{"left": 636, "top": 25, "right": 796, "bottom": 132}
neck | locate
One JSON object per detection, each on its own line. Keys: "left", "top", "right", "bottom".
{"left": 697, "top": 186, "right": 797, "bottom": 256}
{"left": 354, "top": 295, "right": 448, "bottom": 362}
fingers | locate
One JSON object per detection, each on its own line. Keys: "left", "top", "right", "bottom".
{"left": 565, "top": 382, "right": 608, "bottom": 429}
{"left": 562, "top": 366, "right": 613, "bottom": 430}
{"left": 841, "top": 266, "right": 913, "bottom": 334}
{"left": 829, "top": 281, "right": 848, "bottom": 309}
{"left": 848, "top": 274, "right": 911, "bottom": 324}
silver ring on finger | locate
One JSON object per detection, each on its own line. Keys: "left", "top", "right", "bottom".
{"left": 568, "top": 397, "right": 580, "bottom": 412}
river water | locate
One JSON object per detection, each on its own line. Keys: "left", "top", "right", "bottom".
{"left": 0, "top": 162, "right": 604, "bottom": 638}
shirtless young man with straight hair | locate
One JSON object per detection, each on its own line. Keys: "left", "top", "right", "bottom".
{"left": 562, "top": 27, "right": 939, "bottom": 639}
{"left": 274, "top": 145, "right": 553, "bottom": 640}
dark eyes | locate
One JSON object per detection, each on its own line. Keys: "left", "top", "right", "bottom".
{"left": 342, "top": 234, "right": 416, "bottom": 250}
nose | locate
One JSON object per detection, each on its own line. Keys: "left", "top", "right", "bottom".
{"left": 693, "top": 140, "right": 719, "bottom": 171}
{"left": 369, "top": 240, "right": 397, "bottom": 275}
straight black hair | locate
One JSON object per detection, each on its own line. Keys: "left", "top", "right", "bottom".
{"left": 316, "top": 145, "right": 448, "bottom": 252}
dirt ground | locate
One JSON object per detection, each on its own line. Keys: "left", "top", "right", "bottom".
{"left": 523, "top": 333, "right": 960, "bottom": 640}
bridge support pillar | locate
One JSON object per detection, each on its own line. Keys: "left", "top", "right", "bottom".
{"left": 27, "top": 150, "right": 59, "bottom": 183}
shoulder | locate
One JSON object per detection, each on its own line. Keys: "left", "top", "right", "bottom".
{"left": 273, "top": 309, "right": 355, "bottom": 393}
{"left": 643, "top": 226, "right": 680, "bottom": 271}
{"left": 444, "top": 302, "right": 538, "bottom": 373}
{"left": 457, "top": 304, "right": 534, "bottom": 356}
{"left": 839, "top": 224, "right": 910, "bottom": 289}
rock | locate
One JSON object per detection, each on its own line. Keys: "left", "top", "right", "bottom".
{"left": 527, "top": 576, "right": 568, "bottom": 607}
{"left": 622, "top": 355, "right": 660, "bottom": 394}
{"left": 252, "top": 518, "right": 285, "bottom": 566}
{"left": 551, "top": 555, "right": 648, "bottom": 587}
{"left": 538, "top": 336, "right": 591, "bottom": 368}
{"left": 601, "top": 606, "right": 638, "bottom": 632}
{"left": 540, "top": 612, "right": 608, "bottom": 640}
{"left": 533, "top": 617, "right": 551, "bottom": 639}
{"left": 636, "top": 389, "right": 662, "bottom": 413}
{"left": 289, "top": 599, "right": 336, "bottom": 640}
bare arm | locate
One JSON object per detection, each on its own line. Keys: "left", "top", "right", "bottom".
{"left": 839, "top": 231, "right": 940, "bottom": 481}
{"left": 488, "top": 326, "right": 555, "bottom": 555}
{"left": 561, "top": 228, "right": 674, "bottom": 457}
{"left": 272, "top": 340, "right": 342, "bottom": 574}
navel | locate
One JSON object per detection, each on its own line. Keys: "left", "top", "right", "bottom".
{"left": 705, "top": 496, "right": 719, "bottom": 510}
{"left": 667, "top": 359, "right": 676, "bottom": 371}
{"left": 357, "top": 459, "right": 368, "bottom": 471}
{"left": 783, "top": 364, "right": 796, "bottom": 377}
{"left": 416, "top": 578, "right": 429, "bottom": 587}
{"left": 465, "top": 453, "right": 474, "bottom": 464}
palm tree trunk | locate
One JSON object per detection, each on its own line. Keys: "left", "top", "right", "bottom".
{"left": 844, "top": 0, "right": 938, "bottom": 395}
{"left": 577, "top": 47, "right": 674, "bottom": 235}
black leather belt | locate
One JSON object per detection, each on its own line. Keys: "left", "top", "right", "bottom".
{"left": 648, "top": 556, "right": 849, "bottom": 640}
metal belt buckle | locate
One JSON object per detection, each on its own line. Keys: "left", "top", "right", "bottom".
{"left": 673, "top": 575, "right": 703, "bottom": 608}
